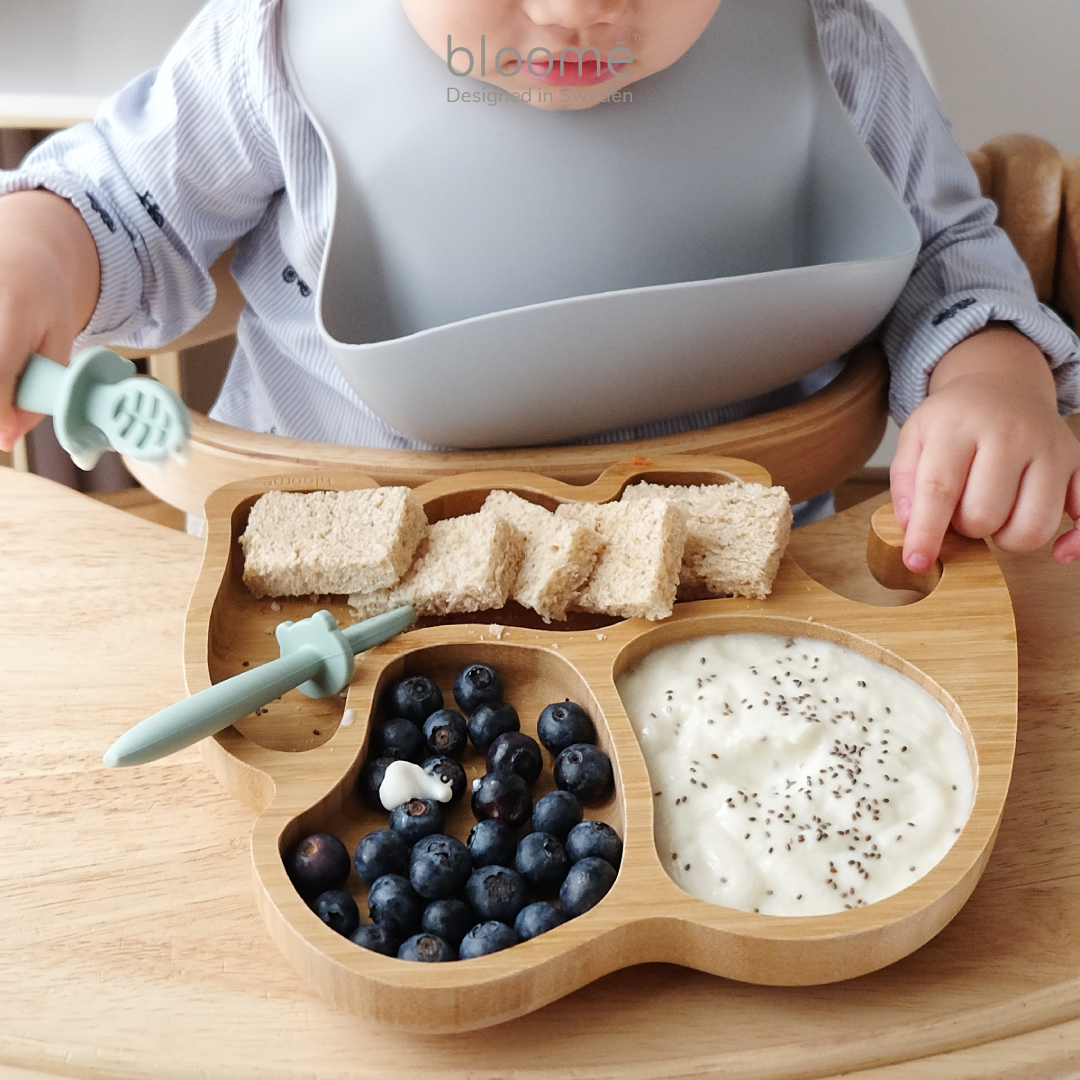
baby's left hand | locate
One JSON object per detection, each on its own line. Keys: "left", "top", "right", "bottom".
{"left": 890, "top": 324, "right": 1080, "bottom": 571}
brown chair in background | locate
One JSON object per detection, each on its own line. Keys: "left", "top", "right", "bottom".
{"left": 969, "top": 132, "right": 1080, "bottom": 325}
{"left": 110, "top": 134, "right": 1080, "bottom": 514}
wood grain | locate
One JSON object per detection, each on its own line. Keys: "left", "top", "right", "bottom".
{"left": 978, "top": 133, "right": 1064, "bottom": 303}
{"left": 2, "top": 467, "right": 1079, "bottom": 1079}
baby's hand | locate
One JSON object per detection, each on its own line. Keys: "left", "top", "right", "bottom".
{"left": 0, "top": 190, "right": 100, "bottom": 452}
{"left": 890, "top": 324, "right": 1080, "bottom": 570}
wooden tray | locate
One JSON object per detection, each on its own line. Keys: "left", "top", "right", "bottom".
{"left": 184, "top": 456, "right": 1016, "bottom": 1033}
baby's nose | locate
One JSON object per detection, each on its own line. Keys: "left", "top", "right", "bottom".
{"left": 522, "top": 0, "right": 627, "bottom": 30}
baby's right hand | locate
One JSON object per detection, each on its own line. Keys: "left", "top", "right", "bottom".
{"left": 0, "top": 190, "right": 101, "bottom": 452}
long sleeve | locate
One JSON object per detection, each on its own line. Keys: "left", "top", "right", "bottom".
{"left": 0, "top": 0, "right": 293, "bottom": 351}
{"left": 813, "top": 0, "right": 1080, "bottom": 421}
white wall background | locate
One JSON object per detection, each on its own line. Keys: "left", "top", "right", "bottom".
{"left": 905, "top": 0, "right": 1080, "bottom": 155}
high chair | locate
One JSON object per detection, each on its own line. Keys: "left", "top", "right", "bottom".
{"left": 120, "top": 134, "right": 1080, "bottom": 517}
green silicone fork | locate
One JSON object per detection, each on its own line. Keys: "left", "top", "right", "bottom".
{"left": 103, "top": 605, "right": 418, "bottom": 768}
{"left": 17, "top": 347, "right": 190, "bottom": 470}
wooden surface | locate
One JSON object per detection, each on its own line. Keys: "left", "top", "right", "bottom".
{"left": 2, "top": 465, "right": 1080, "bottom": 1077}
{"left": 124, "top": 345, "right": 890, "bottom": 516}
{"left": 188, "top": 461, "right": 1015, "bottom": 1031}
{"left": 978, "top": 133, "right": 1064, "bottom": 303}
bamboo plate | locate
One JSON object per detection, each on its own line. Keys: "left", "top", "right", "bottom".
{"left": 185, "top": 455, "right": 1016, "bottom": 1033}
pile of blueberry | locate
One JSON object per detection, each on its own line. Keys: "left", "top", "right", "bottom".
{"left": 284, "top": 662, "right": 621, "bottom": 963}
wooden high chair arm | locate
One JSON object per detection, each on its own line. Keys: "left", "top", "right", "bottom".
{"left": 1056, "top": 156, "right": 1080, "bottom": 329}
{"left": 125, "top": 343, "right": 890, "bottom": 517}
{"left": 969, "top": 133, "right": 1064, "bottom": 305}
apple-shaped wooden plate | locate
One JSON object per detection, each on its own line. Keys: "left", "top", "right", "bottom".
{"left": 185, "top": 456, "right": 1016, "bottom": 1032}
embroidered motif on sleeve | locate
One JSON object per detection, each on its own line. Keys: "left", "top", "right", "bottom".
{"left": 86, "top": 192, "right": 116, "bottom": 233}
{"left": 137, "top": 190, "right": 165, "bottom": 227}
{"left": 931, "top": 298, "right": 977, "bottom": 327}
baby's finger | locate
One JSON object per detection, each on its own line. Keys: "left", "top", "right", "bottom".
{"left": 0, "top": 316, "right": 58, "bottom": 451}
{"left": 1052, "top": 527, "right": 1080, "bottom": 565}
{"left": 992, "top": 457, "right": 1070, "bottom": 553}
{"left": 951, "top": 440, "right": 1025, "bottom": 541}
{"left": 1052, "top": 469, "right": 1080, "bottom": 566}
{"left": 888, "top": 422, "right": 924, "bottom": 530}
{"left": 901, "top": 439, "right": 975, "bottom": 572}
{"left": 0, "top": 324, "right": 33, "bottom": 450}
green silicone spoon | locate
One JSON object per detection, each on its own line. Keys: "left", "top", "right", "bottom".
{"left": 17, "top": 347, "right": 190, "bottom": 470}
{"left": 103, "top": 605, "right": 418, "bottom": 768}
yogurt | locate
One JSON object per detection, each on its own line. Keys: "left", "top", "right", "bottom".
{"left": 616, "top": 634, "right": 974, "bottom": 916}
{"left": 378, "top": 759, "right": 453, "bottom": 810}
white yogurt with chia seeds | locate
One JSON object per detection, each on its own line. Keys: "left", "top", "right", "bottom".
{"left": 616, "top": 634, "right": 974, "bottom": 917}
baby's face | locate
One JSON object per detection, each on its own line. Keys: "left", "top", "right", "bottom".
{"left": 400, "top": 0, "right": 723, "bottom": 110}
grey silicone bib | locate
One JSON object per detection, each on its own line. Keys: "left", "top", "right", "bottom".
{"left": 284, "top": 0, "right": 919, "bottom": 448}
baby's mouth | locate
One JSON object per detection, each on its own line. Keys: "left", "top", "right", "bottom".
{"left": 516, "top": 52, "right": 631, "bottom": 86}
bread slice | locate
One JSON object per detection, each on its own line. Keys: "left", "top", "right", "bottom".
{"left": 239, "top": 487, "right": 427, "bottom": 599}
{"left": 621, "top": 480, "right": 791, "bottom": 600}
{"left": 481, "top": 490, "right": 605, "bottom": 622}
{"left": 555, "top": 498, "right": 686, "bottom": 621}
{"left": 349, "top": 511, "right": 525, "bottom": 620}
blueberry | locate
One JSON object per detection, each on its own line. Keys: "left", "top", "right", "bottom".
{"left": 422, "top": 709, "right": 469, "bottom": 758}
{"left": 559, "top": 856, "right": 617, "bottom": 917}
{"left": 349, "top": 922, "right": 399, "bottom": 956}
{"left": 372, "top": 716, "right": 426, "bottom": 762}
{"left": 386, "top": 675, "right": 443, "bottom": 723}
{"left": 458, "top": 920, "right": 519, "bottom": 959}
{"left": 486, "top": 731, "right": 543, "bottom": 786}
{"left": 514, "top": 901, "right": 568, "bottom": 941}
{"left": 367, "top": 873, "right": 424, "bottom": 939}
{"left": 453, "top": 663, "right": 504, "bottom": 713}
{"left": 353, "top": 828, "right": 410, "bottom": 884}
{"left": 357, "top": 756, "right": 396, "bottom": 810}
{"left": 465, "top": 864, "right": 530, "bottom": 923}
{"left": 537, "top": 700, "right": 595, "bottom": 754}
{"left": 470, "top": 770, "right": 532, "bottom": 830}
{"left": 312, "top": 889, "right": 360, "bottom": 937}
{"left": 467, "top": 818, "right": 518, "bottom": 869}
{"left": 467, "top": 701, "right": 520, "bottom": 753}
{"left": 514, "top": 831, "right": 570, "bottom": 892}
{"left": 531, "top": 790, "right": 584, "bottom": 840}
{"left": 285, "top": 832, "right": 351, "bottom": 901}
{"left": 389, "top": 797, "right": 445, "bottom": 844}
{"left": 421, "top": 897, "right": 475, "bottom": 948}
{"left": 409, "top": 833, "right": 472, "bottom": 900}
{"left": 397, "top": 933, "right": 456, "bottom": 963}
{"left": 554, "top": 743, "right": 614, "bottom": 804}
{"left": 565, "top": 820, "right": 623, "bottom": 868}
{"left": 421, "top": 755, "right": 467, "bottom": 803}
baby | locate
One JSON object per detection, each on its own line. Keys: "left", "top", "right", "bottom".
{"left": 0, "top": 0, "right": 1078, "bottom": 574}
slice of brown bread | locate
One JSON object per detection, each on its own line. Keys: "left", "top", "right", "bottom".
{"left": 621, "top": 480, "right": 791, "bottom": 600}
{"left": 239, "top": 487, "right": 427, "bottom": 599}
{"left": 555, "top": 498, "right": 686, "bottom": 621}
{"left": 348, "top": 511, "right": 525, "bottom": 619}
{"left": 481, "top": 490, "right": 605, "bottom": 622}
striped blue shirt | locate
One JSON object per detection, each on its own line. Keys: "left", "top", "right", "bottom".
{"left": 3, "top": 0, "right": 1078, "bottom": 449}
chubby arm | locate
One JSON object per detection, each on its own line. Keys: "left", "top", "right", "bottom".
{"left": 890, "top": 323, "right": 1080, "bottom": 568}
{"left": 812, "top": 3, "right": 1080, "bottom": 565}
{"left": 0, "top": 191, "right": 100, "bottom": 452}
